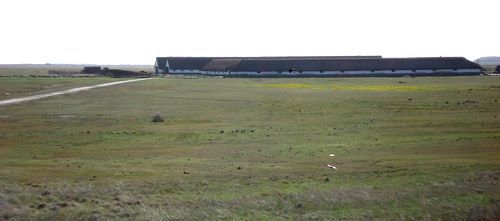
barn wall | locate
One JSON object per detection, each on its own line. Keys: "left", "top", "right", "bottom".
{"left": 170, "top": 69, "right": 203, "bottom": 74}
{"left": 227, "top": 69, "right": 481, "bottom": 75}
{"left": 162, "top": 67, "right": 481, "bottom": 76}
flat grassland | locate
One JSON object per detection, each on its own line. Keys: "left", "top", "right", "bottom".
{"left": 0, "top": 77, "right": 499, "bottom": 220}
{"left": 0, "top": 78, "right": 122, "bottom": 100}
{"left": 0, "top": 64, "right": 153, "bottom": 77}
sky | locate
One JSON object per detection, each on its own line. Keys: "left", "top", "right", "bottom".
{"left": 0, "top": 0, "right": 498, "bottom": 65}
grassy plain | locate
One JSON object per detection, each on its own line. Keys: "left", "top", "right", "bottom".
{"left": 0, "top": 76, "right": 499, "bottom": 220}
{"left": 0, "top": 78, "right": 122, "bottom": 100}
{"left": 0, "top": 64, "right": 152, "bottom": 77}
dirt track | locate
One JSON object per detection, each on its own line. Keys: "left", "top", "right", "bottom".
{"left": 0, "top": 78, "right": 152, "bottom": 106}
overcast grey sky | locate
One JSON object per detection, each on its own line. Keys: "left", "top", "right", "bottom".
{"left": 0, "top": 0, "right": 498, "bottom": 64}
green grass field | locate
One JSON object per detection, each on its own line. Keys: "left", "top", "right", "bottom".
{"left": 0, "top": 64, "right": 153, "bottom": 77}
{"left": 0, "top": 76, "right": 499, "bottom": 220}
{"left": 0, "top": 78, "right": 122, "bottom": 100}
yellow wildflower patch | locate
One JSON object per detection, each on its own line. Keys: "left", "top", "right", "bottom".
{"left": 331, "top": 85, "right": 438, "bottom": 92}
{"left": 263, "top": 83, "right": 439, "bottom": 92}
{"left": 264, "top": 83, "right": 321, "bottom": 89}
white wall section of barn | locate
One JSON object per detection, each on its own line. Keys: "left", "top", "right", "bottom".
{"left": 167, "top": 69, "right": 482, "bottom": 75}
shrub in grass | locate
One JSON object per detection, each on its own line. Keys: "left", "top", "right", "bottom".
{"left": 152, "top": 113, "right": 164, "bottom": 123}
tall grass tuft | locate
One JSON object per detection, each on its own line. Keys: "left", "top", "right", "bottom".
{"left": 152, "top": 113, "right": 164, "bottom": 123}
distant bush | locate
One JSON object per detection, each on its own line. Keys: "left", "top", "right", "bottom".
{"left": 152, "top": 113, "right": 164, "bottom": 123}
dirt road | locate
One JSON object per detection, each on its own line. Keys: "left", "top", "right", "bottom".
{"left": 0, "top": 78, "right": 152, "bottom": 106}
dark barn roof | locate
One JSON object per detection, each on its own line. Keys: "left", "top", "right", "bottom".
{"left": 231, "top": 57, "right": 482, "bottom": 72}
{"left": 203, "top": 59, "right": 242, "bottom": 71}
{"left": 155, "top": 56, "right": 382, "bottom": 71}
{"left": 155, "top": 58, "right": 167, "bottom": 70}
{"left": 160, "top": 57, "right": 214, "bottom": 71}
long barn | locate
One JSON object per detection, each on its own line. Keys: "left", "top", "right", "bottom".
{"left": 154, "top": 56, "right": 482, "bottom": 77}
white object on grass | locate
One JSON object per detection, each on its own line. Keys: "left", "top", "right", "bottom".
{"left": 326, "top": 164, "right": 337, "bottom": 170}
{"left": 329, "top": 154, "right": 335, "bottom": 157}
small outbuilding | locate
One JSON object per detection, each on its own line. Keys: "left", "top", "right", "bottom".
{"left": 82, "top": 66, "right": 102, "bottom": 74}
